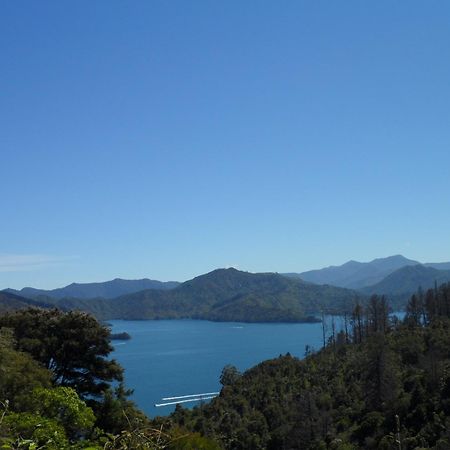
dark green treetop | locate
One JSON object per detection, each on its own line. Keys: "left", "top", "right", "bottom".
{"left": 0, "top": 308, "right": 123, "bottom": 398}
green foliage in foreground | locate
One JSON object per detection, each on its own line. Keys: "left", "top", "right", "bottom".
{"left": 0, "top": 308, "right": 220, "bottom": 449}
{"left": 4, "top": 284, "right": 450, "bottom": 449}
{"left": 0, "top": 308, "right": 123, "bottom": 398}
{"left": 171, "top": 285, "right": 450, "bottom": 449}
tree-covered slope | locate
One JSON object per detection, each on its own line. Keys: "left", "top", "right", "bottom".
{"left": 0, "top": 308, "right": 219, "bottom": 449}
{"left": 171, "top": 284, "right": 450, "bottom": 449}
{"left": 0, "top": 291, "right": 53, "bottom": 313}
{"left": 56, "top": 268, "right": 361, "bottom": 322}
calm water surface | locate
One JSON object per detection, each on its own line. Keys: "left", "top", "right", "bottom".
{"left": 110, "top": 319, "right": 326, "bottom": 417}
{"left": 111, "top": 314, "right": 404, "bottom": 417}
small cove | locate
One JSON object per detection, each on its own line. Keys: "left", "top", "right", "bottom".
{"left": 110, "top": 314, "right": 404, "bottom": 417}
{"left": 110, "top": 319, "right": 328, "bottom": 417}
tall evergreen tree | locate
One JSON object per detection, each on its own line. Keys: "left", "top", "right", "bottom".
{"left": 0, "top": 308, "right": 123, "bottom": 398}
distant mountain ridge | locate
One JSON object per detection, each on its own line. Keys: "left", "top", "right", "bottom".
{"left": 425, "top": 262, "right": 450, "bottom": 271}
{"left": 0, "top": 291, "right": 54, "bottom": 313}
{"left": 4, "top": 278, "right": 180, "bottom": 300}
{"left": 4, "top": 255, "right": 450, "bottom": 319}
{"left": 284, "top": 255, "right": 450, "bottom": 308}
{"left": 361, "top": 265, "right": 450, "bottom": 297}
{"left": 54, "top": 268, "right": 360, "bottom": 322}
{"left": 287, "top": 255, "right": 421, "bottom": 289}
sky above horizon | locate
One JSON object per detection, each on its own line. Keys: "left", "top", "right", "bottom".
{"left": 2, "top": 1, "right": 450, "bottom": 289}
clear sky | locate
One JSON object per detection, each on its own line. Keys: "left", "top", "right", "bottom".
{"left": 2, "top": 1, "right": 450, "bottom": 289}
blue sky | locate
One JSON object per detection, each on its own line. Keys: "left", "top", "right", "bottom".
{"left": 2, "top": 1, "right": 450, "bottom": 289}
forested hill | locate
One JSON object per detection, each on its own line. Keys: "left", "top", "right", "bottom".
{"left": 4, "top": 277, "right": 179, "bottom": 300}
{"left": 55, "top": 268, "right": 361, "bottom": 322}
{"left": 170, "top": 283, "right": 450, "bottom": 449}
{"left": 361, "top": 264, "right": 450, "bottom": 298}
{"left": 0, "top": 291, "right": 53, "bottom": 313}
{"left": 3, "top": 286, "right": 450, "bottom": 448}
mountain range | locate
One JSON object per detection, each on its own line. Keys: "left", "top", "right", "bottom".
{"left": 361, "top": 265, "right": 450, "bottom": 297}
{"left": 2, "top": 255, "right": 450, "bottom": 321}
{"left": 0, "top": 291, "right": 54, "bottom": 313}
{"left": 284, "top": 255, "right": 450, "bottom": 293}
{"left": 285, "top": 255, "right": 419, "bottom": 289}
{"left": 50, "top": 268, "right": 360, "bottom": 322}
{"left": 5, "top": 278, "right": 179, "bottom": 300}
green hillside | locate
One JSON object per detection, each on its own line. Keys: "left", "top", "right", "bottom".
{"left": 3, "top": 285, "right": 450, "bottom": 448}
{"left": 169, "top": 283, "right": 450, "bottom": 449}
{"left": 0, "top": 291, "right": 53, "bottom": 313}
{"left": 56, "top": 268, "right": 361, "bottom": 322}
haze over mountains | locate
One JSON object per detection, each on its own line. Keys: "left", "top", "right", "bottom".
{"left": 49, "top": 268, "right": 360, "bottom": 322}
{"left": 361, "top": 265, "right": 450, "bottom": 297}
{"left": 0, "top": 291, "right": 54, "bottom": 312}
{"left": 5, "top": 278, "right": 180, "bottom": 300}
{"left": 0, "top": 269, "right": 359, "bottom": 322}
{"left": 284, "top": 255, "right": 450, "bottom": 296}
{"left": 2, "top": 255, "right": 450, "bottom": 321}
{"left": 286, "top": 255, "right": 420, "bottom": 289}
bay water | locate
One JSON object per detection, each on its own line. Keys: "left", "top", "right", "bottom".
{"left": 109, "top": 319, "right": 326, "bottom": 417}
